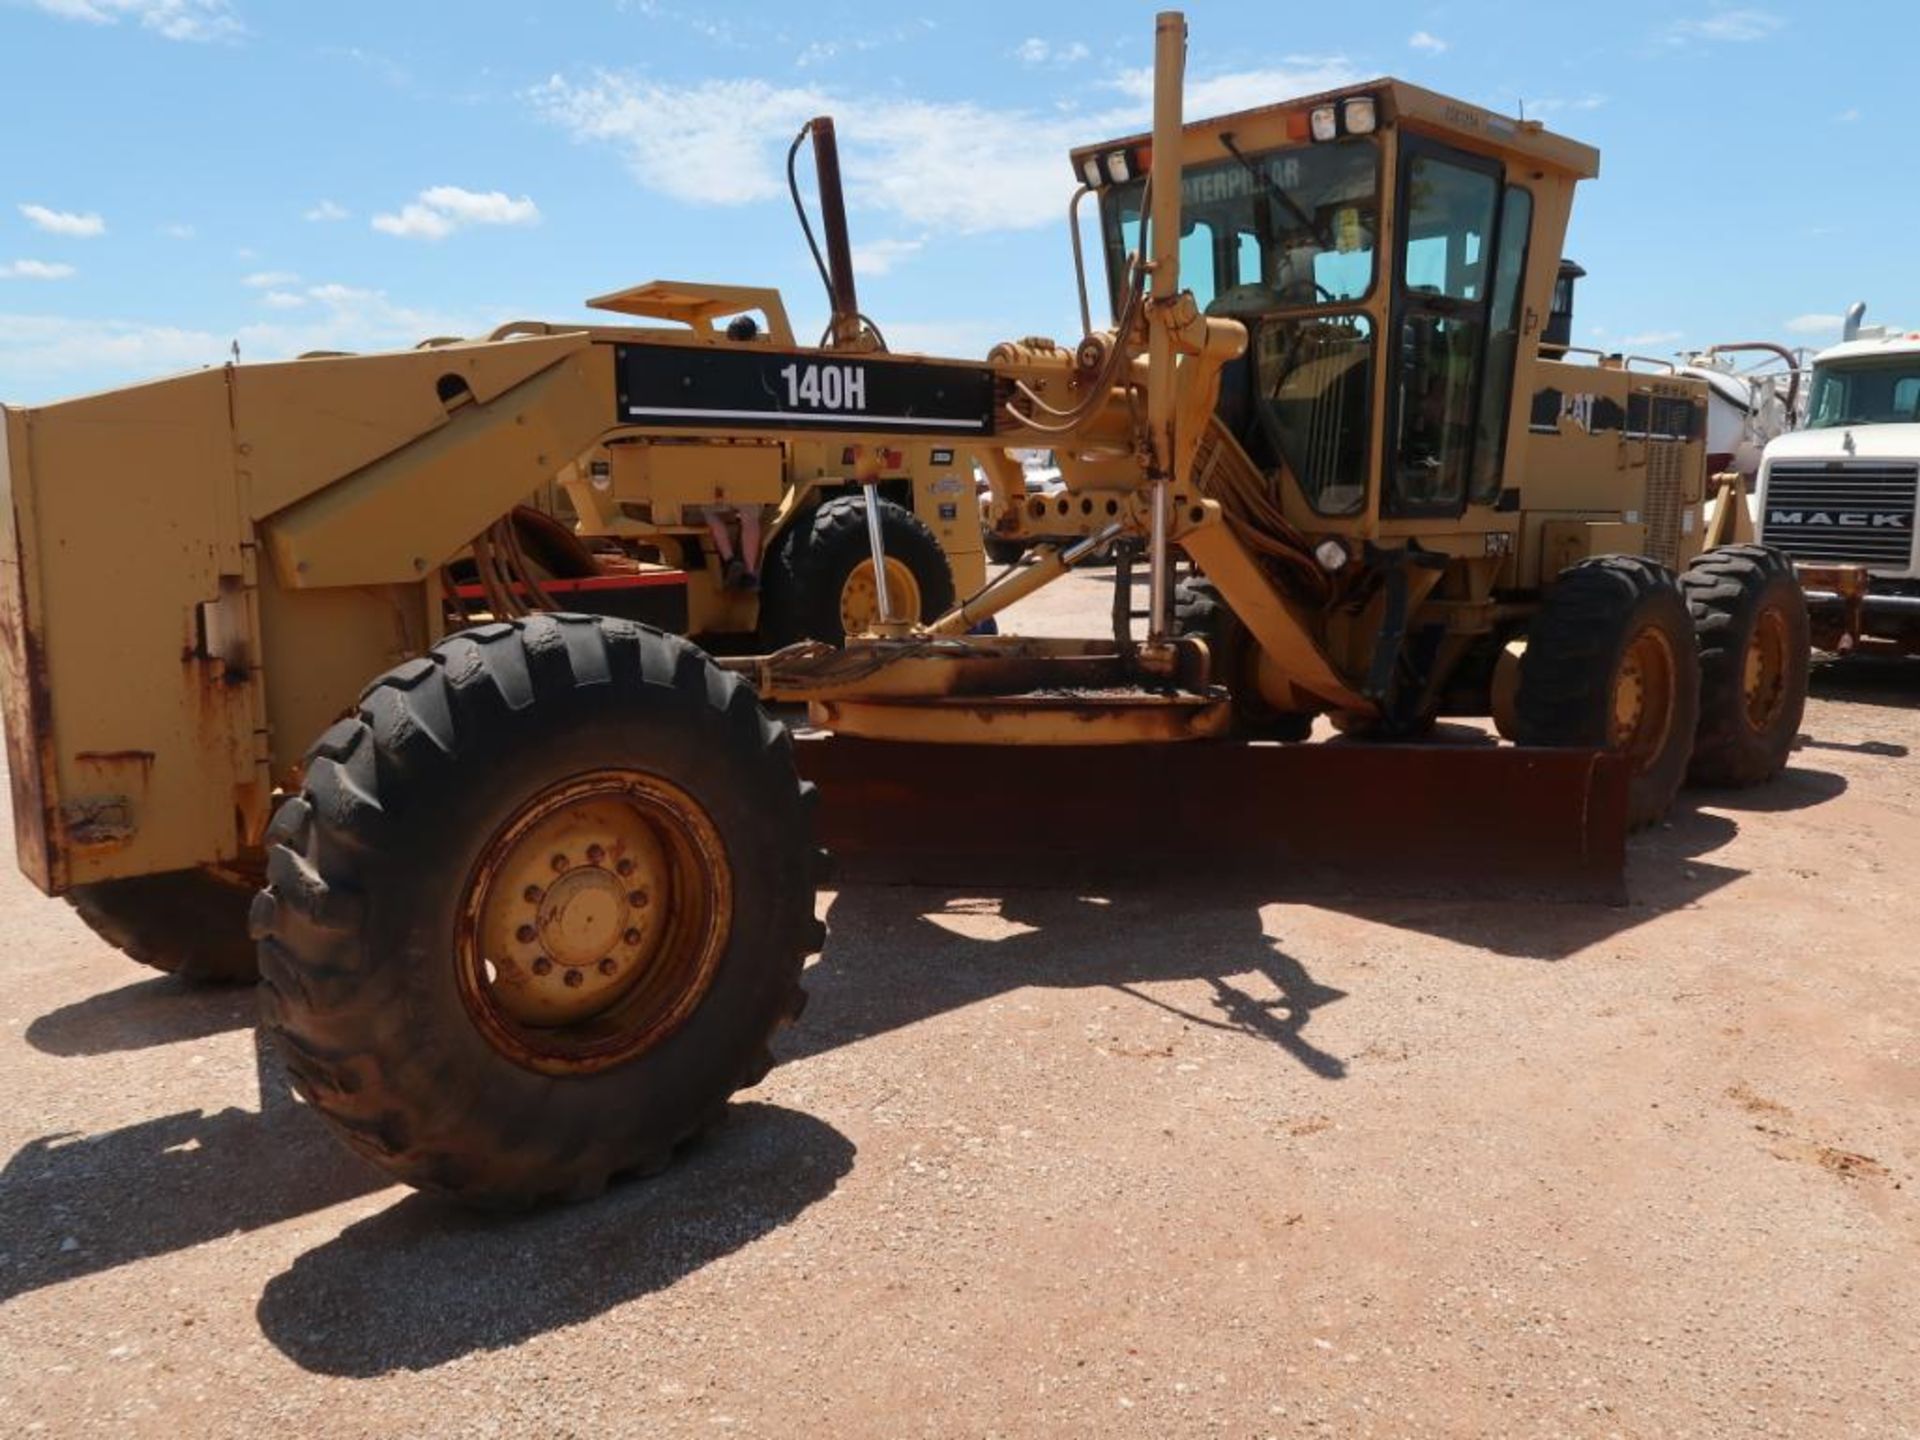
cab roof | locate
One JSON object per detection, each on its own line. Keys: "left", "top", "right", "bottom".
{"left": 1070, "top": 76, "right": 1601, "bottom": 182}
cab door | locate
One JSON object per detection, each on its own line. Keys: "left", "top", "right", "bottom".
{"left": 1385, "top": 138, "right": 1531, "bottom": 518}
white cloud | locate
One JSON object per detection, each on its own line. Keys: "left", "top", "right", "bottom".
{"left": 260, "top": 290, "right": 306, "bottom": 309}
{"left": 1015, "top": 38, "right": 1090, "bottom": 66}
{"left": 534, "top": 75, "right": 831, "bottom": 207}
{"left": 534, "top": 56, "right": 1359, "bottom": 236}
{"left": 1661, "top": 7, "right": 1784, "bottom": 45}
{"left": 161, "top": 222, "right": 195, "bottom": 239}
{"left": 1834, "top": 107, "right": 1862, "bottom": 123}
{"left": 1409, "top": 31, "right": 1449, "bottom": 54}
{"left": 1786, "top": 313, "right": 1843, "bottom": 335}
{"left": 1620, "top": 329, "right": 1683, "bottom": 348}
{"left": 306, "top": 282, "right": 380, "bottom": 304}
{"left": 241, "top": 269, "right": 299, "bottom": 288}
{"left": 850, "top": 238, "right": 923, "bottom": 276}
{"left": 371, "top": 185, "right": 541, "bottom": 240}
{"left": 25, "top": 0, "right": 242, "bottom": 43}
{"left": 0, "top": 259, "right": 78, "bottom": 280}
{"left": 0, "top": 290, "right": 502, "bottom": 401}
{"left": 0, "top": 315, "right": 222, "bottom": 393}
{"left": 19, "top": 203, "right": 106, "bottom": 238}
{"left": 303, "top": 199, "right": 349, "bottom": 222}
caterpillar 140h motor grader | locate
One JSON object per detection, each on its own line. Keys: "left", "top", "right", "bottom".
{"left": 0, "top": 13, "right": 1807, "bottom": 1206}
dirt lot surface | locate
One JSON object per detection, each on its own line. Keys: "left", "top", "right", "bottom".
{"left": 2, "top": 570, "right": 1916, "bottom": 1438}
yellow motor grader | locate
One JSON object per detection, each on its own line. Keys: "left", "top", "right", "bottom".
{"left": 0, "top": 13, "right": 1807, "bottom": 1206}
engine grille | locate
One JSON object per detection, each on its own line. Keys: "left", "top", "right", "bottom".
{"left": 1760, "top": 460, "right": 1919, "bottom": 568}
{"left": 1644, "top": 442, "right": 1683, "bottom": 569}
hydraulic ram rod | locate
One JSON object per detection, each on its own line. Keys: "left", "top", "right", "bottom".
{"left": 1143, "top": 10, "right": 1187, "bottom": 648}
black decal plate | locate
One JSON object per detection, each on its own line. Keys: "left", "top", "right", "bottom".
{"left": 615, "top": 345, "right": 997, "bottom": 436}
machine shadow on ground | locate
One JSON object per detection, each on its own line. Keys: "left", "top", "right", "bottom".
{"left": 793, "top": 885, "right": 1350, "bottom": 1080}
{"left": 0, "top": 755, "right": 1856, "bottom": 1370}
{"left": 253, "top": 1101, "right": 853, "bottom": 1377}
{"left": 25, "top": 972, "right": 256, "bottom": 1057}
{"left": 1810, "top": 655, "right": 1920, "bottom": 712}
{"left": 0, "top": 1038, "right": 389, "bottom": 1306}
{"left": 800, "top": 760, "right": 1848, "bottom": 1067}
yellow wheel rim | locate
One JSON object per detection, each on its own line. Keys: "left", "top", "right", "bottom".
{"left": 456, "top": 769, "right": 730, "bottom": 1076}
{"left": 1609, "top": 625, "right": 1678, "bottom": 773}
{"left": 839, "top": 557, "right": 922, "bottom": 636}
{"left": 1743, "top": 603, "right": 1790, "bottom": 733}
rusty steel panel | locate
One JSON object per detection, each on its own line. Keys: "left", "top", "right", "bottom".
{"left": 0, "top": 408, "right": 57, "bottom": 892}
{"left": 794, "top": 736, "right": 1630, "bottom": 902}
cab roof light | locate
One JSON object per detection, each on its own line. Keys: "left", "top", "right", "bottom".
{"left": 1073, "top": 146, "right": 1149, "bottom": 189}
{"left": 1308, "top": 94, "right": 1382, "bottom": 142}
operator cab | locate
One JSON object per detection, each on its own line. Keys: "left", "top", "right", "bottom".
{"left": 1079, "top": 81, "right": 1597, "bottom": 534}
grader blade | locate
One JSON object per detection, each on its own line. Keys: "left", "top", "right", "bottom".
{"left": 794, "top": 737, "right": 1631, "bottom": 902}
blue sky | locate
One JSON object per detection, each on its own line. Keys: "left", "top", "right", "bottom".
{"left": 0, "top": 0, "right": 1908, "bottom": 404}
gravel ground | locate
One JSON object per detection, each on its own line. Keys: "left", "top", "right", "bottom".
{"left": 1, "top": 570, "right": 1916, "bottom": 1438}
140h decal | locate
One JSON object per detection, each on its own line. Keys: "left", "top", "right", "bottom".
{"left": 614, "top": 344, "right": 996, "bottom": 435}
{"left": 778, "top": 361, "right": 866, "bottom": 413}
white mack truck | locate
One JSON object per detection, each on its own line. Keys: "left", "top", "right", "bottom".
{"left": 1756, "top": 304, "right": 1920, "bottom": 652}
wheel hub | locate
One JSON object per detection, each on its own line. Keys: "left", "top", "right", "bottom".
{"left": 456, "top": 771, "right": 729, "bottom": 1073}
{"left": 840, "top": 556, "right": 922, "bottom": 636}
{"left": 1743, "top": 605, "right": 1789, "bottom": 732}
{"left": 1609, "top": 626, "right": 1676, "bottom": 770}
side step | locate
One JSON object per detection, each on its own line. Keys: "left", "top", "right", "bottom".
{"left": 793, "top": 736, "right": 1631, "bottom": 903}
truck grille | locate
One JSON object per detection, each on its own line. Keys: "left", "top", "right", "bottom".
{"left": 1760, "top": 460, "right": 1918, "bottom": 568}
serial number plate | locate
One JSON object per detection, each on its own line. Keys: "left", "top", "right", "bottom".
{"left": 615, "top": 345, "right": 997, "bottom": 436}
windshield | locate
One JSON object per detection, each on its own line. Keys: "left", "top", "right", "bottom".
{"left": 1807, "top": 360, "right": 1920, "bottom": 428}
{"left": 1100, "top": 137, "right": 1380, "bottom": 317}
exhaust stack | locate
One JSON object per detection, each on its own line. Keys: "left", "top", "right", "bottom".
{"left": 807, "top": 116, "right": 863, "bottom": 349}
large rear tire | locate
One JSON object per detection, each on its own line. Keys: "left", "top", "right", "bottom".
{"left": 760, "top": 496, "right": 954, "bottom": 647}
{"left": 1681, "top": 543, "right": 1809, "bottom": 787}
{"left": 68, "top": 868, "right": 258, "bottom": 984}
{"left": 250, "top": 615, "right": 825, "bottom": 1209}
{"left": 1516, "top": 556, "right": 1700, "bottom": 829}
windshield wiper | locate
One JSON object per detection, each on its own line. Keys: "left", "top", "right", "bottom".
{"left": 1220, "top": 132, "right": 1328, "bottom": 246}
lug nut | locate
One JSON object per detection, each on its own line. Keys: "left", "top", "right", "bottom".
{"left": 563, "top": 968, "right": 585, "bottom": 988}
{"left": 623, "top": 927, "right": 642, "bottom": 946}
{"left": 616, "top": 858, "right": 636, "bottom": 877}
{"left": 627, "top": 890, "right": 649, "bottom": 909}
{"left": 551, "top": 853, "right": 571, "bottom": 873}
{"left": 586, "top": 843, "right": 606, "bottom": 865}
{"left": 531, "top": 956, "right": 553, "bottom": 976}
{"left": 516, "top": 924, "right": 537, "bottom": 944}
{"left": 597, "top": 957, "right": 618, "bottom": 977}
{"left": 523, "top": 885, "right": 544, "bottom": 905}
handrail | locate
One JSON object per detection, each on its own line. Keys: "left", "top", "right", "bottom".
{"left": 1067, "top": 185, "right": 1096, "bottom": 338}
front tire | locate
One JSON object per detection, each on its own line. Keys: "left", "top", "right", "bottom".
{"left": 984, "top": 533, "right": 1029, "bottom": 567}
{"left": 1681, "top": 544, "right": 1809, "bottom": 786}
{"left": 760, "top": 496, "right": 955, "bottom": 647}
{"left": 250, "top": 615, "right": 825, "bottom": 1208}
{"left": 1516, "top": 556, "right": 1700, "bottom": 829}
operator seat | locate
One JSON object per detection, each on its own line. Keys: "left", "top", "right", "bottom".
{"left": 1204, "top": 286, "right": 1283, "bottom": 457}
